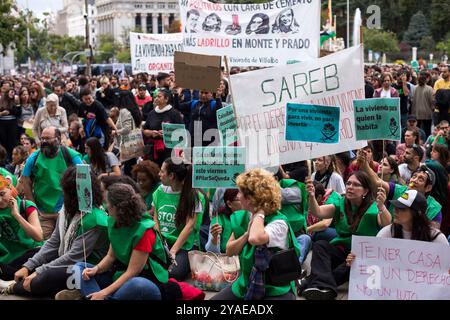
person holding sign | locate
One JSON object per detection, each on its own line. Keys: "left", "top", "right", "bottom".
{"left": 0, "top": 176, "right": 42, "bottom": 279}
{"left": 346, "top": 190, "right": 448, "bottom": 268}
{"left": 358, "top": 151, "right": 443, "bottom": 229}
{"left": 152, "top": 159, "right": 206, "bottom": 281}
{"left": 211, "top": 168, "right": 300, "bottom": 300}
{"left": 5, "top": 167, "right": 109, "bottom": 298}
{"left": 62, "top": 184, "right": 167, "bottom": 300}
{"left": 143, "top": 89, "right": 183, "bottom": 167}
{"left": 299, "top": 171, "right": 391, "bottom": 300}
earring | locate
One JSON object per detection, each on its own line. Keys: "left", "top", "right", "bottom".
{"left": 362, "top": 195, "right": 366, "bottom": 199}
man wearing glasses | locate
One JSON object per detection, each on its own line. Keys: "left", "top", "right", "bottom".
{"left": 21, "top": 127, "right": 83, "bottom": 239}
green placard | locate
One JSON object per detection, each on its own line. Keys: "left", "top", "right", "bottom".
{"left": 192, "top": 147, "right": 245, "bottom": 188}
{"left": 162, "top": 123, "right": 188, "bottom": 148}
{"left": 76, "top": 164, "right": 92, "bottom": 213}
{"left": 216, "top": 105, "right": 238, "bottom": 145}
{"left": 354, "top": 98, "right": 401, "bottom": 141}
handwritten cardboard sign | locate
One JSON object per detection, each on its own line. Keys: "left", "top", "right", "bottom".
{"left": 174, "top": 51, "right": 221, "bottom": 92}
{"left": 349, "top": 236, "right": 450, "bottom": 300}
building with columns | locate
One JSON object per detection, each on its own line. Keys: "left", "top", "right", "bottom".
{"left": 96, "top": 0, "right": 180, "bottom": 42}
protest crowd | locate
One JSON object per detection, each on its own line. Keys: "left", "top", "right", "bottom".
{"left": 0, "top": 4, "right": 449, "bottom": 303}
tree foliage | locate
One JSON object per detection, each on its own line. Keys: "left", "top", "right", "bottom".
{"left": 363, "top": 27, "right": 399, "bottom": 54}
{"left": 403, "top": 11, "right": 430, "bottom": 48}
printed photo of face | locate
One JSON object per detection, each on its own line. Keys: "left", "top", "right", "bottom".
{"left": 246, "top": 13, "right": 270, "bottom": 35}
{"left": 272, "top": 8, "right": 300, "bottom": 34}
{"left": 202, "top": 13, "right": 221, "bottom": 32}
{"left": 186, "top": 9, "right": 200, "bottom": 33}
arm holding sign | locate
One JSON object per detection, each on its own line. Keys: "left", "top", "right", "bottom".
{"left": 357, "top": 150, "right": 390, "bottom": 195}
{"left": 306, "top": 178, "right": 336, "bottom": 219}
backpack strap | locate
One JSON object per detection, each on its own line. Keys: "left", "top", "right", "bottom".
{"left": 61, "top": 146, "right": 74, "bottom": 168}
{"left": 190, "top": 99, "right": 200, "bottom": 112}
{"left": 210, "top": 99, "right": 216, "bottom": 112}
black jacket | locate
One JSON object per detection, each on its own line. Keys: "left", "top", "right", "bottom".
{"left": 59, "top": 92, "right": 81, "bottom": 117}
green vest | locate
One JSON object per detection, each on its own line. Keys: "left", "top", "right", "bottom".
{"left": 31, "top": 148, "right": 80, "bottom": 213}
{"left": 144, "top": 184, "right": 160, "bottom": 210}
{"left": 211, "top": 213, "right": 232, "bottom": 253}
{"left": 230, "top": 210, "right": 300, "bottom": 299}
{"left": 0, "top": 167, "right": 17, "bottom": 187}
{"left": 0, "top": 199, "right": 42, "bottom": 264}
{"left": 107, "top": 213, "right": 169, "bottom": 283}
{"left": 330, "top": 197, "right": 380, "bottom": 250}
{"left": 279, "top": 179, "right": 307, "bottom": 234}
{"left": 152, "top": 185, "right": 205, "bottom": 250}
{"left": 77, "top": 207, "right": 109, "bottom": 265}
{"left": 389, "top": 184, "right": 441, "bottom": 221}
{"left": 323, "top": 190, "right": 341, "bottom": 228}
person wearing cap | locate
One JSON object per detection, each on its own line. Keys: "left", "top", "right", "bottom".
{"left": 400, "top": 115, "right": 426, "bottom": 145}
{"left": 346, "top": 190, "right": 448, "bottom": 268}
{"left": 398, "top": 144, "right": 424, "bottom": 183}
{"left": 32, "top": 93, "right": 69, "bottom": 146}
{"left": 134, "top": 84, "right": 152, "bottom": 112}
{"left": 358, "top": 151, "right": 443, "bottom": 229}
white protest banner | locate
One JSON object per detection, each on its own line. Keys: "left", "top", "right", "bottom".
{"left": 231, "top": 45, "right": 367, "bottom": 168}
{"left": 349, "top": 236, "right": 450, "bottom": 300}
{"left": 179, "top": 0, "right": 320, "bottom": 67}
{"left": 130, "top": 32, "right": 183, "bottom": 74}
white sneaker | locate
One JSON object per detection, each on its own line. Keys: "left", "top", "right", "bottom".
{"left": 0, "top": 280, "right": 15, "bottom": 290}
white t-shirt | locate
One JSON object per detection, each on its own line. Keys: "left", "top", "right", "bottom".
{"left": 377, "top": 225, "right": 449, "bottom": 245}
{"left": 264, "top": 219, "right": 289, "bottom": 250}
{"left": 380, "top": 88, "right": 392, "bottom": 98}
{"left": 311, "top": 171, "right": 346, "bottom": 195}
{"left": 398, "top": 163, "right": 413, "bottom": 184}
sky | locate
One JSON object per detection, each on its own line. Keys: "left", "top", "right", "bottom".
{"left": 16, "top": 0, "right": 63, "bottom": 19}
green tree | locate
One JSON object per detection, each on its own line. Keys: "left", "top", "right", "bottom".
{"left": 403, "top": 11, "right": 431, "bottom": 48}
{"left": 0, "top": 1, "right": 26, "bottom": 56}
{"left": 363, "top": 27, "right": 399, "bottom": 54}
{"left": 430, "top": 0, "right": 450, "bottom": 43}
{"left": 420, "top": 36, "right": 435, "bottom": 52}
{"left": 95, "top": 34, "right": 120, "bottom": 63}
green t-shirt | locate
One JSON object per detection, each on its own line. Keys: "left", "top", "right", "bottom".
{"left": 210, "top": 213, "right": 232, "bottom": 253}
{"left": 0, "top": 199, "right": 43, "bottom": 264}
{"left": 329, "top": 197, "right": 380, "bottom": 250}
{"left": 152, "top": 185, "right": 205, "bottom": 250}
{"left": 0, "top": 167, "right": 17, "bottom": 187}
{"left": 389, "top": 184, "right": 441, "bottom": 221}
{"left": 429, "top": 136, "right": 448, "bottom": 148}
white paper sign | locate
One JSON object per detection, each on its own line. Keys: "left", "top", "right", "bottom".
{"left": 179, "top": 0, "right": 320, "bottom": 66}
{"left": 130, "top": 32, "right": 184, "bottom": 74}
{"left": 349, "top": 236, "right": 450, "bottom": 300}
{"left": 230, "top": 45, "right": 367, "bottom": 168}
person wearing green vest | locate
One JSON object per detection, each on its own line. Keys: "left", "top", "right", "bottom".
{"left": 0, "top": 166, "right": 17, "bottom": 187}
{"left": 205, "top": 189, "right": 242, "bottom": 253}
{"left": 211, "top": 168, "right": 300, "bottom": 300}
{"left": 4, "top": 166, "right": 109, "bottom": 298}
{"left": 299, "top": 171, "right": 391, "bottom": 300}
{"left": 131, "top": 160, "right": 161, "bottom": 210}
{"left": 58, "top": 183, "right": 167, "bottom": 300}
{"left": 358, "top": 150, "right": 443, "bottom": 228}
{"left": 153, "top": 158, "right": 206, "bottom": 281}
{"left": 0, "top": 175, "right": 42, "bottom": 279}
{"left": 21, "top": 127, "right": 83, "bottom": 240}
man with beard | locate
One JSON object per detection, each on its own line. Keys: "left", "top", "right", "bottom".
{"left": 398, "top": 144, "right": 424, "bottom": 184}
{"left": 21, "top": 127, "right": 82, "bottom": 239}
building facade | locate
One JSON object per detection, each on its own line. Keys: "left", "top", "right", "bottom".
{"left": 96, "top": 0, "right": 180, "bottom": 42}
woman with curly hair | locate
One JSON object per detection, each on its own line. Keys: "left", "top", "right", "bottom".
{"left": 132, "top": 160, "right": 161, "bottom": 210}
{"left": 152, "top": 158, "right": 206, "bottom": 281}
{"left": 211, "top": 168, "right": 300, "bottom": 300}
{"left": 5, "top": 166, "right": 109, "bottom": 298}
{"left": 63, "top": 183, "right": 168, "bottom": 300}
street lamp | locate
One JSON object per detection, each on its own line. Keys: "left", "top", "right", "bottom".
{"left": 84, "top": 0, "right": 93, "bottom": 77}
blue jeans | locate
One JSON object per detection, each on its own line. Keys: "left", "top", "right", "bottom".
{"left": 311, "top": 228, "right": 338, "bottom": 243}
{"left": 73, "top": 262, "right": 161, "bottom": 300}
{"left": 296, "top": 234, "right": 312, "bottom": 264}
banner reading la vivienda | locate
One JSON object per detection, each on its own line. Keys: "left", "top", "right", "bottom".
{"left": 179, "top": 0, "right": 320, "bottom": 67}
{"left": 231, "top": 45, "right": 367, "bottom": 168}
{"left": 349, "top": 236, "right": 450, "bottom": 300}
{"left": 130, "top": 32, "right": 183, "bottom": 74}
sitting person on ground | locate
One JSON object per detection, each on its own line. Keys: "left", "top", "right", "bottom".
{"left": 398, "top": 144, "right": 424, "bottom": 184}
{"left": 0, "top": 176, "right": 42, "bottom": 279}
{"left": 3, "top": 167, "right": 108, "bottom": 297}
{"left": 131, "top": 160, "right": 161, "bottom": 211}
{"left": 58, "top": 183, "right": 170, "bottom": 300}
{"left": 152, "top": 158, "right": 206, "bottom": 281}
{"left": 299, "top": 171, "right": 391, "bottom": 300}
{"left": 211, "top": 168, "right": 300, "bottom": 301}
{"left": 377, "top": 155, "right": 405, "bottom": 185}
{"left": 83, "top": 137, "right": 121, "bottom": 178}
{"left": 312, "top": 155, "right": 346, "bottom": 195}
{"left": 346, "top": 190, "right": 448, "bottom": 267}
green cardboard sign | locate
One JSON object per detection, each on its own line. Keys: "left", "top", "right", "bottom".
{"left": 354, "top": 98, "right": 401, "bottom": 141}
{"left": 162, "top": 123, "right": 188, "bottom": 148}
{"left": 76, "top": 164, "right": 92, "bottom": 213}
{"left": 216, "top": 105, "right": 238, "bottom": 145}
{"left": 193, "top": 147, "right": 245, "bottom": 188}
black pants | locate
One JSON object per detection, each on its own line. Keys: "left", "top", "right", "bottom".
{"left": 417, "top": 120, "right": 432, "bottom": 139}
{"left": 12, "top": 266, "right": 71, "bottom": 298}
{"left": 169, "top": 249, "right": 190, "bottom": 281}
{"left": 0, "top": 119, "right": 18, "bottom": 160}
{"left": 0, "top": 248, "right": 41, "bottom": 280}
{"left": 307, "top": 240, "right": 350, "bottom": 295}
{"left": 210, "top": 284, "right": 296, "bottom": 300}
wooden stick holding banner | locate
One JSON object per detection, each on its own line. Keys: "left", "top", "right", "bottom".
{"left": 76, "top": 164, "right": 92, "bottom": 269}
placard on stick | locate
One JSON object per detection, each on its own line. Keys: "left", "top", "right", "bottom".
{"left": 354, "top": 98, "right": 401, "bottom": 141}
{"left": 76, "top": 164, "right": 92, "bottom": 213}
{"left": 216, "top": 104, "right": 238, "bottom": 146}
{"left": 285, "top": 103, "right": 340, "bottom": 143}
{"left": 162, "top": 123, "right": 188, "bottom": 149}
{"left": 174, "top": 51, "right": 221, "bottom": 92}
